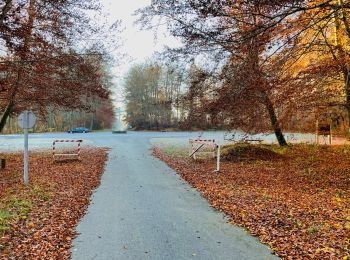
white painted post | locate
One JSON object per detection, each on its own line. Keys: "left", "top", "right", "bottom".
{"left": 215, "top": 144, "right": 220, "bottom": 172}
{"left": 315, "top": 119, "right": 319, "bottom": 145}
{"left": 24, "top": 112, "right": 29, "bottom": 185}
{"left": 18, "top": 110, "right": 36, "bottom": 186}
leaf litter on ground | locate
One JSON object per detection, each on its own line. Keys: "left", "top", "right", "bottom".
{"left": 0, "top": 148, "right": 108, "bottom": 259}
{"left": 153, "top": 143, "right": 350, "bottom": 259}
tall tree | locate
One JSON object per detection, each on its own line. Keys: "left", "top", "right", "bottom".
{"left": 235, "top": 0, "right": 350, "bottom": 126}
{"left": 138, "top": 0, "right": 289, "bottom": 145}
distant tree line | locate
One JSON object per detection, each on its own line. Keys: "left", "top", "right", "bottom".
{"left": 1, "top": 98, "right": 114, "bottom": 133}
{"left": 124, "top": 62, "right": 227, "bottom": 130}
{"left": 124, "top": 63, "right": 183, "bottom": 130}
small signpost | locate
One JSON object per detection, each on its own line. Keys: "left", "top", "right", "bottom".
{"left": 18, "top": 110, "right": 36, "bottom": 185}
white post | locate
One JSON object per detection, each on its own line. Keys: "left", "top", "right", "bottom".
{"left": 24, "top": 112, "right": 29, "bottom": 185}
{"left": 315, "top": 119, "right": 319, "bottom": 145}
{"left": 17, "top": 110, "right": 35, "bottom": 185}
{"left": 215, "top": 144, "right": 220, "bottom": 172}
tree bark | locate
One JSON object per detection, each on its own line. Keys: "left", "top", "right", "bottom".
{"left": 264, "top": 96, "right": 288, "bottom": 147}
{"left": 343, "top": 71, "right": 350, "bottom": 127}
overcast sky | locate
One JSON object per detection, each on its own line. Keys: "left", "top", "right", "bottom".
{"left": 99, "top": 0, "right": 179, "bottom": 103}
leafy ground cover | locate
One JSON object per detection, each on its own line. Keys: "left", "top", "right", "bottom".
{"left": 154, "top": 143, "right": 350, "bottom": 259}
{"left": 0, "top": 148, "right": 108, "bottom": 259}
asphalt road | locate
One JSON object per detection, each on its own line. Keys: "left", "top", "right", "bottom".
{"left": 0, "top": 131, "right": 279, "bottom": 259}
{"left": 0, "top": 130, "right": 316, "bottom": 152}
{"left": 70, "top": 132, "right": 277, "bottom": 260}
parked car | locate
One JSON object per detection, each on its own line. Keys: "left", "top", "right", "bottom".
{"left": 67, "top": 127, "right": 90, "bottom": 133}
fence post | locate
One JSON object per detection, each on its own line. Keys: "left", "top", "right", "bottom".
{"left": 315, "top": 119, "right": 319, "bottom": 144}
{"left": 78, "top": 141, "right": 81, "bottom": 159}
{"left": 215, "top": 144, "right": 220, "bottom": 172}
{"left": 52, "top": 141, "right": 56, "bottom": 159}
{"left": 1, "top": 159, "right": 6, "bottom": 169}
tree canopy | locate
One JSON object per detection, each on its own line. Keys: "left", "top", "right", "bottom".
{"left": 0, "top": 0, "right": 120, "bottom": 132}
{"left": 138, "top": 0, "right": 350, "bottom": 145}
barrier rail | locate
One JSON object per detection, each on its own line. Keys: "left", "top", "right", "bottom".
{"left": 52, "top": 140, "right": 83, "bottom": 160}
{"left": 189, "top": 139, "right": 220, "bottom": 172}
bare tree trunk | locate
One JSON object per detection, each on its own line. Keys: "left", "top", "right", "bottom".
{"left": 90, "top": 112, "right": 94, "bottom": 130}
{"left": 343, "top": 71, "right": 350, "bottom": 127}
{"left": 264, "top": 96, "right": 287, "bottom": 147}
{"left": 0, "top": 100, "right": 14, "bottom": 132}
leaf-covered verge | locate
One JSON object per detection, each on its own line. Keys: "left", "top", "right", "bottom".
{"left": 153, "top": 144, "right": 350, "bottom": 259}
{"left": 0, "top": 148, "right": 108, "bottom": 259}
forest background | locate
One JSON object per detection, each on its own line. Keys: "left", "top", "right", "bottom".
{"left": 122, "top": 0, "right": 350, "bottom": 147}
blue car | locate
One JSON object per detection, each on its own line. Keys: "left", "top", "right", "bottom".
{"left": 68, "top": 127, "right": 90, "bottom": 133}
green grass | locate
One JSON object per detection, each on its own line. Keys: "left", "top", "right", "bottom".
{"left": 158, "top": 142, "right": 350, "bottom": 162}
{"left": 220, "top": 143, "right": 283, "bottom": 161}
{"left": 0, "top": 182, "right": 54, "bottom": 235}
{"left": 159, "top": 142, "right": 285, "bottom": 160}
{"left": 7, "top": 197, "right": 32, "bottom": 214}
{"left": 0, "top": 209, "right": 15, "bottom": 232}
{"left": 160, "top": 145, "right": 189, "bottom": 158}
{"left": 307, "top": 225, "right": 320, "bottom": 234}
{"left": 33, "top": 185, "right": 50, "bottom": 201}
{"left": 92, "top": 129, "right": 112, "bottom": 132}
{"left": 0, "top": 196, "right": 33, "bottom": 234}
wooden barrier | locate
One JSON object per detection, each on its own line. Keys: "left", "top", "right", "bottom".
{"left": 189, "top": 139, "right": 220, "bottom": 172}
{"left": 52, "top": 140, "right": 83, "bottom": 160}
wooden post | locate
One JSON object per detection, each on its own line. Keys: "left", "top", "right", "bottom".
{"left": 329, "top": 127, "right": 332, "bottom": 145}
{"left": 1, "top": 159, "right": 6, "bottom": 169}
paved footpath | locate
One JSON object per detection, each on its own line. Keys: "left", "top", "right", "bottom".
{"left": 72, "top": 132, "right": 278, "bottom": 260}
